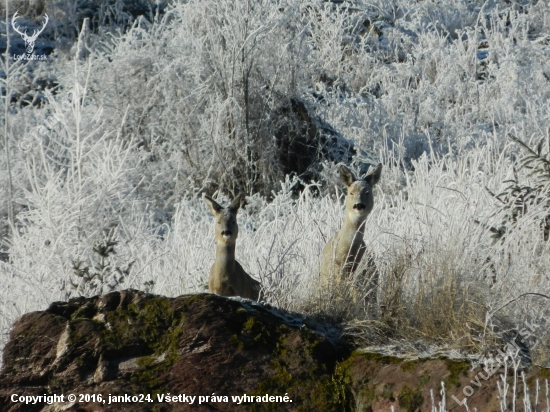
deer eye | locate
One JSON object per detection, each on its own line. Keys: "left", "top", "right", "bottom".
{"left": 350, "top": 192, "right": 354, "bottom": 196}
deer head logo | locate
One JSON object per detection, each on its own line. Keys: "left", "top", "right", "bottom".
{"left": 12, "top": 12, "right": 49, "bottom": 55}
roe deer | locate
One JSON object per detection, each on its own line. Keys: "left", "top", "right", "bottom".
{"left": 320, "top": 164, "right": 382, "bottom": 286}
{"left": 205, "top": 194, "right": 261, "bottom": 301}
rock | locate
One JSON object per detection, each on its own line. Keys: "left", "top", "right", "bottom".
{"left": 0, "top": 290, "right": 353, "bottom": 411}
{"left": 339, "top": 350, "right": 550, "bottom": 411}
{"left": 272, "top": 97, "right": 355, "bottom": 185}
{"left": 2, "top": 289, "right": 550, "bottom": 411}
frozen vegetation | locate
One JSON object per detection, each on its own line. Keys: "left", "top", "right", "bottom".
{"left": 1, "top": 0, "right": 550, "bottom": 370}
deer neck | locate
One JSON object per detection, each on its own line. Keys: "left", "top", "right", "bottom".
{"left": 342, "top": 214, "right": 367, "bottom": 240}
{"left": 215, "top": 241, "right": 236, "bottom": 269}
{"left": 338, "top": 215, "right": 366, "bottom": 250}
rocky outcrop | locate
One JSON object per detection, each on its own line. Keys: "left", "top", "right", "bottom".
{"left": 1, "top": 290, "right": 550, "bottom": 412}
{"left": 0, "top": 290, "right": 352, "bottom": 411}
{"left": 340, "top": 351, "right": 537, "bottom": 412}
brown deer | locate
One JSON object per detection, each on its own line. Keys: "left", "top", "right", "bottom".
{"left": 320, "top": 164, "right": 382, "bottom": 286}
{"left": 205, "top": 194, "right": 261, "bottom": 300}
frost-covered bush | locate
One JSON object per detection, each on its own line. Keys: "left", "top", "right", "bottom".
{"left": 72, "top": 0, "right": 324, "bottom": 198}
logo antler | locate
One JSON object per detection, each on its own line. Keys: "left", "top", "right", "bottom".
{"left": 12, "top": 11, "right": 49, "bottom": 54}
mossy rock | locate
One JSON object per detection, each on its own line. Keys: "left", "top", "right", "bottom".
{"left": 444, "top": 358, "right": 469, "bottom": 388}
{"left": 0, "top": 290, "right": 358, "bottom": 411}
{"left": 5, "top": 290, "right": 549, "bottom": 412}
{"left": 398, "top": 385, "right": 423, "bottom": 412}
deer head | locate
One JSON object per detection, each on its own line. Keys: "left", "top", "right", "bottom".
{"left": 204, "top": 195, "right": 242, "bottom": 246}
{"left": 340, "top": 164, "right": 382, "bottom": 224}
{"left": 12, "top": 12, "right": 49, "bottom": 55}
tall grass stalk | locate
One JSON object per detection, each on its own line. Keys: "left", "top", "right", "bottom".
{"left": 2, "top": 0, "right": 13, "bottom": 234}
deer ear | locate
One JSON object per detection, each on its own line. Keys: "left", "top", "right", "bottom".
{"left": 339, "top": 165, "right": 356, "bottom": 187}
{"left": 365, "top": 163, "right": 382, "bottom": 187}
{"left": 228, "top": 194, "right": 243, "bottom": 214}
{"left": 204, "top": 195, "right": 224, "bottom": 215}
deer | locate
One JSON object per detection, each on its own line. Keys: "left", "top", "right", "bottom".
{"left": 12, "top": 12, "right": 49, "bottom": 55}
{"left": 320, "top": 163, "right": 382, "bottom": 292}
{"left": 205, "top": 194, "right": 261, "bottom": 301}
